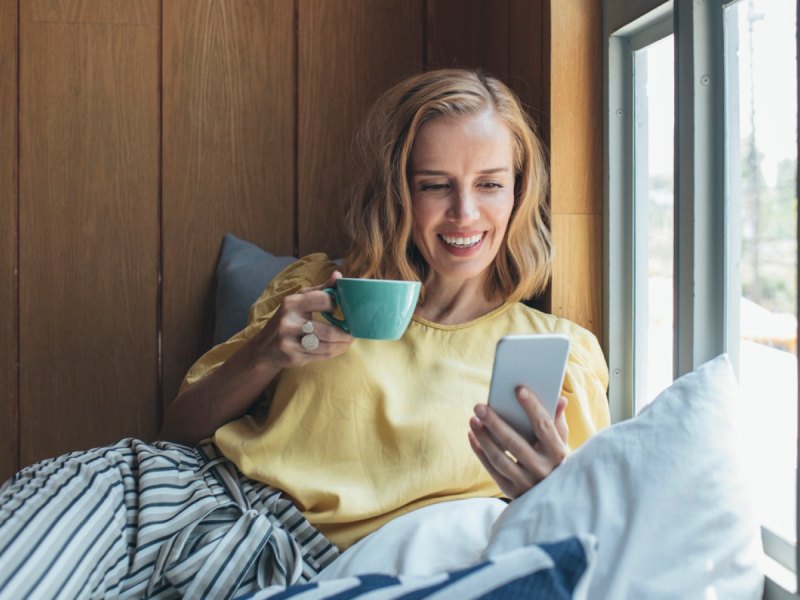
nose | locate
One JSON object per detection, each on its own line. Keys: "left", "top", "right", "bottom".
{"left": 447, "top": 186, "right": 480, "bottom": 223}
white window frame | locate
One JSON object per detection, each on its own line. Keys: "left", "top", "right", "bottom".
{"left": 603, "top": 0, "right": 799, "bottom": 596}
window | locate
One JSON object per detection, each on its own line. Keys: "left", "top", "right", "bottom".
{"left": 725, "top": 0, "right": 798, "bottom": 586}
{"left": 633, "top": 34, "right": 675, "bottom": 410}
{"left": 605, "top": 0, "right": 798, "bottom": 596}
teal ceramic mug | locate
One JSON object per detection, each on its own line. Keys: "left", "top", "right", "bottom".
{"left": 322, "top": 278, "right": 421, "bottom": 340}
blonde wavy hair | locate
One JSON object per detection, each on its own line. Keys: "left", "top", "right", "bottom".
{"left": 342, "top": 68, "right": 553, "bottom": 303}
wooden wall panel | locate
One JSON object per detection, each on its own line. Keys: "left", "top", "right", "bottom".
{"left": 31, "top": 0, "right": 152, "bottom": 24}
{"left": 297, "top": 0, "right": 424, "bottom": 257}
{"left": 552, "top": 215, "right": 603, "bottom": 336}
{"left": 0, "top": 0, "right": 19, "bottom": 482}
{"left": 549, "top": 0, "right": 602, "bottom": 217}
{"left": 549, "top": 0, "right": 603, "bottom": 343}
{"left": 162, "top": 0, "right": 295, "bottom": 408}
{"left": 18, "top": 2, "right": 160, "bottom": 465}
{"left": 426, "top": 0, "right": 508, "bottom": 77}
{"left": 509, "top": 0, "right": 550, "bottom": 311}
{"left": 425, "top": 0, "right": 549, "bottom": 140}
{"left": 509, "top": 0, "right": 548, "bottom": 140}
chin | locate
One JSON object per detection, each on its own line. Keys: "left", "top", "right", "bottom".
{"left": 430, "top": 260, "right": 494, "bottom": 284}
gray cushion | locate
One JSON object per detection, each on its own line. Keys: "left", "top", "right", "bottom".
{"left": 214, "top": 234, "right": 297, "bottom": 345}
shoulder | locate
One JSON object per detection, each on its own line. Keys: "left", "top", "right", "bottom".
{"left": 249, "top": 253, "right": 339, "bottom": 323}
{"left": 266, "top": 252, "right": 339, "bottom": 293}
{"left": 512, "top": 304, "right": 607, "bottom": 376}
{"left": 505, "top": 303, "right": 586, "bottom": 336}
{"left": 512, "top": 303, "right": 596, "bottom": 338}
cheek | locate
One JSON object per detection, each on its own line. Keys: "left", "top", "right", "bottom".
{"left": 410, "top": 224, "right": 423, "bottom": 249}
{"left": 493, "top": 196, "right": 516, "bottom": 235}
{"left": 410, "top": 202, "right": 434, "bottom": 241}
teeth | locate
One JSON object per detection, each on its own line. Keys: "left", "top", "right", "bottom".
{"left": 440, "top": 233, "right": 483, "bottom": 248}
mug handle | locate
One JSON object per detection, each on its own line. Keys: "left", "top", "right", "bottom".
{"left": 321, "top": 288, "right": 350, "bottom": 333}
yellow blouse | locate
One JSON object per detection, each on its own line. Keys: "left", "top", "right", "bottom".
{"left": 181, "top": 254, "right": 611, "bottom": 549}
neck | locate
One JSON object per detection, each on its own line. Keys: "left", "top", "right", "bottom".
{"left": 415, "top": 276, "right": 505, "bottom": 324}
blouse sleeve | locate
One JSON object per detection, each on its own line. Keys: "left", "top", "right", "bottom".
{"left": 178, "top": 253, "right": 338, "bottom": 392}
{"left": 554, "top": 318, "right": 611, "bottom": 450}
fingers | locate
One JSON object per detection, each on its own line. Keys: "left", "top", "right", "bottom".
{"left": 469, "top": 409, "right": 535, "bottom": 498}
{"left": 282, "top": 287, "right": 337, "bottom": 317}
{"left": 469, "top": 391, "right": 569, "bottom": 499}
{"left": 281, "top": 285, "right": 350, "bottom": 346}
{"left": 302, "top": 270, "right": 343, "bottom": 295}
{"left": 300, "top": 321, "right": 352, "bottom": 347}
{"left": 554, "top": 396, "right": 569, "bottom": 446}
{"left": 516, "top": 387, "right": 568, "bottom": 464}
{"left": 267, "top": 317, "right": 352, "bottom": 368}
{"left": 467, "top": 430, "right": 517, "bottom": 497}
{"left": 472, "top": 405, "right": 551, "bottom": 484}
{"left": 256, "top": 272, "right": 354, "bottom": 368}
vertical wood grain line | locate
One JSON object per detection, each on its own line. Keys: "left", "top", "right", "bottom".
{"left": 293, "top": 0, "right": 299, "bottom": 257}
{"left": 15, "top": 0, "right": 21, "bottom": 473}
{"left": 541, "top": 0, "right": 551, "bottom": 152}
{"left": 421, "top": 0, "right": 427, "bottom": 67}
{"left": 506, "top": 0, "right": 511, "bottom": 85}
{"left": 157, "top": 0, "right": 164, "bottom": 425}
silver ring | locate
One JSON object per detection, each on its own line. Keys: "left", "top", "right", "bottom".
{"left": 301, "top": 333, "right": 320, "bottom": 351}
{"left": 301, "top": 320, "right": 315, "bottom": 334}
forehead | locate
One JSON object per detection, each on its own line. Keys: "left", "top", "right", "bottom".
{"left": 409, "top": 112, "right": 514, "bottom": 168}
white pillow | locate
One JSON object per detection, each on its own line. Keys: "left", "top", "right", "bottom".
{"left": 483, "top": 354, "right": 764, "bottom": 598}
{"left": 314, "top": 498, "right": 506, "bottom": 581}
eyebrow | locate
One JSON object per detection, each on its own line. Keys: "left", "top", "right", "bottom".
{"left": 410, "top": 167, "right": 511, "bottom": 176}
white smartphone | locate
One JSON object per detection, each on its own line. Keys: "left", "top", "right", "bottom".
{"left": 487, "top": 334, "right": 570, "bottom": 441}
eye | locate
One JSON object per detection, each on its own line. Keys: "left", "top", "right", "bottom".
{"left": 420, "top": 182, "right": 450, "bottom": 192}
{"left": 478, "top": 181, "right": 504, "bottom": 190}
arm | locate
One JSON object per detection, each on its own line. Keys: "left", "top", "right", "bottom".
{"left": 159, "top": 271, "right": 354, "bottom": 445}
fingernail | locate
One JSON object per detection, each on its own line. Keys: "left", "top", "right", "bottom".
{"left": 474, "top": 404, "right": 487, "bottom": 418}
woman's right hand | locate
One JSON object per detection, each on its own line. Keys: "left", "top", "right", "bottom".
{"left": 159, "top": 270, "right": 353, "bottom": 445}
{"left": 251, "top": 270, "right": 355, "bottom": 369}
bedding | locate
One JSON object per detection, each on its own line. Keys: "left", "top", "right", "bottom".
{"left": 483, "top": 353, "right": 763, "bottom": 598}
{"left": 239, "top": 535, "right": 597, "bottom": 600}
{"left": 214, "top": 236, "right": 764, "bottom": 599}
{"left": 304, "top": 354, "right": 763, "bottom": 599}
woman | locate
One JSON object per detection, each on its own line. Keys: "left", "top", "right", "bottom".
{"left": 0, "top": 68, "right": 609, "bottom": 599}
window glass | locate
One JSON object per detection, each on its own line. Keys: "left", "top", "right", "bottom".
{"left": 726, "top": 0, "right": 797, "bottom": 545}
{"left": 633, "top": 35, "right": 675, "bottom": 411}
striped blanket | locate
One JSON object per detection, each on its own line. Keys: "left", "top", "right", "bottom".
{"left": 0, "top": 439, "right": 339, "bottom": 599}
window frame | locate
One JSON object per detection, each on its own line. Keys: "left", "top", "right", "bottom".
{"left": 606, "top": 4, "right": 674, "bottom": 422}
{"left": 603, "top": 0, "right": 799, "bottom": 595}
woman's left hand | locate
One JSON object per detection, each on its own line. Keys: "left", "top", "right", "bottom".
{"left": 468, "top": 388, "right": 569, "bottom": 499}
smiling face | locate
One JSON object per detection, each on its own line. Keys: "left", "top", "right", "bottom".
{"left": 408, "top": 111, "right": 516, "bottom": 294}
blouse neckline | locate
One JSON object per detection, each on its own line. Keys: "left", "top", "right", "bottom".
{"left": 410, "top": 301, "right": 515, "bottom": 331}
